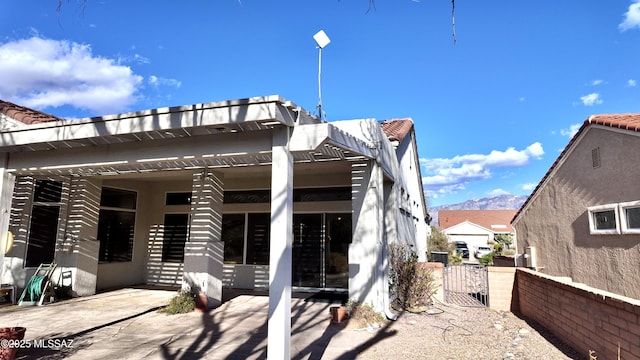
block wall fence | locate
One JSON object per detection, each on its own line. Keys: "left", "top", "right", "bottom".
{"left": 513, "top": 268, "right": 640, "bottom": 360}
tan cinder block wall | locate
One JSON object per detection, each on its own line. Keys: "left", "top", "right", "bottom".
{"left": 515, "top": 268, "right": 640, "bottom": 360}
{"left": 419, "top": 262, "right": 443, "bottom": 304}
{"left": 488, "top": 267, "right": 516, "bottom": 311}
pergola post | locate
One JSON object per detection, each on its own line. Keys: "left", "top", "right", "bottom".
{"left": 267, "top": 126, "right": 293, "bottom": 359}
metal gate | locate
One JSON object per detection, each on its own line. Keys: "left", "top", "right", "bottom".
{"left": 443, "top": 264, "right": 489, "bottom": 307}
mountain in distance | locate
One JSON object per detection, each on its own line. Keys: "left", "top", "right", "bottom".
{"left": 428, "top": 194, "right": 528, "bottom": 226}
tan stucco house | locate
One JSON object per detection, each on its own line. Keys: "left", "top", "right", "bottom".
{"left": 512, "top": 114, "right": 640, "bottom": 300}
{"left": 0, "top": 95, "right": 429, "bottom": 356}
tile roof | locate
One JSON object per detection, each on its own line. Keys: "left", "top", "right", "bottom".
{"left": 380, "top": 118, "right": 414, "bottom": 143}
{"left": 439, "top": 209, "right": 517, "bottom": 233}
{"left": 0, "top": 100, "right": 63, "bottom": 125}
{"left": 512, "top": 113, "right": 640, "bottom": 224}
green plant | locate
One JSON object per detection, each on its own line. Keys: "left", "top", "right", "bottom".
{"left": 494, "top": 233, "right": 513, "bottom": 248}
{"left": 161, "top": 289, "right": 197, "bottom": 314}
{"left": 346, "top": 300, "right": 385, "bottom": 328}
{"left": 479, "top": 252, "right": 496, "bottom": 266}
{"left": 449, "top": 251, "right": 463, "bottom": 264}
{"left": 426, "top": 226, "right": 450, "bottom": 260}
{"left": 493, "top": 243, "right": 504, "bottom": 255}
{"left": 389, "top": 243, "right": 437, "bottom": 311}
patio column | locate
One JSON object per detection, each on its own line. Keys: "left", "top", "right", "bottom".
{"left": 350, "top": 159, "right": 384, "bottom": 311}
{"left": 60, "top": 177, "right": 102, "bottom": 296}
{"left": 267, "top": 126, "right": 293, "bottom": 360}
{"left": 0, "top": 153, "right": 15, "bottom": 280}
{"left": 183, "top": 169, "right": 224, "bottom": 308}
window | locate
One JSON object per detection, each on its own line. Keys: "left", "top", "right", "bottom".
{"left": 25, "top": 180, "right": 64, "bottom": 267}
{"left": 222, "top": 214, "right": 245, "bottom": 264}
{"left": 587, "top": 204, "right": 619, "bottom": 235}
{"left": 162, "top": 214, "right": 189, "bottom": 262}
{"left": 620, "top": 201, "right": 640, "bottom": 234}
{"left": 166, "top": 192, "right": 192, "bottom": 205}
{"left": 221, "top": 213, "right": 270, "bottom": 265}
{"left": 97, "top": 188, "right": 137, "bottom": 262}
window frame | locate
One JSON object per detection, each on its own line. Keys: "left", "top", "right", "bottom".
{"left": 619, "top": 201, "right": 640, "bottom": 234}
{"left": 25, "top": 179, "right": 66, "bottom": 268}
{"left": 587, "top": 203, "right": 620, "bottom": 235}
{"left": 97, "top": 187, "right": 138, "bottom": 263}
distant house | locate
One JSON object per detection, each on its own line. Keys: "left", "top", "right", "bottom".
{"left": 512, "top": 114, "right": 640, "bottom": 300}
{"left": 438, "top": 210, "right": 516, "bottom": 253}
{"left": 0, "top": 95, "right": 429, "bottom": 331}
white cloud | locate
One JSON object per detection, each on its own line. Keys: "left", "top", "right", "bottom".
{"left": 591, "top": 79, "right": 604, "bottom": 86}
{"left": 0, "top": 36, "right": 142, "bottom": 114}
{"left": 521, "top": 183, "right": 537, "bottom": 191}
{"left": 148, "top": 75, "right": 181, "bottom": 88}
{"left": 560, "top": 123, "right": 581, "bottom": 138}
{"left": 627, "top": 79, "right": 637, "bottom": 87}
{"left": 620, "top": 0, "right": 640, "bottom": 31}
{"left": 420, "top": 143, "right": 545, "bottom": 196}
{"left": 580, "top": 92, "right": 603, "bottom": 106}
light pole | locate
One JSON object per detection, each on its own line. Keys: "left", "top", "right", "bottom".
{"left": 313, "top": 30, "right": 330, "bottom": 121}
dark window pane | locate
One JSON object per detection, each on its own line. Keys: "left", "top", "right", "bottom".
{"left": 292, "top": 214, "right": 322, "bottom": 287}
{"left": 325, "top": 213, "right": 351, "bottom": 289}
{"left": 166, "top": 192, "right": 192, "bottom": 206}
{"left": 98, "top": 210, "right": 135, "bottom": 262}
{"left": 594, "top": 210, "right": 616, "bottom": 230}
{"left": 162, "top": 214, "right": 189, "bottom": 262}
{"left": 246, "top": 213, "right": 270, "bottom": 265}
{"left": 224, "top": 190, "right": 270, "bottom": 204}
{"left": 293, "top": 187, "right": 351, "bottom": 202}
{"left": 34, "top": 180, "right": 62, "bottom": 203}
{"left": 25, "top": 205, "right": 60, "bottom": 267}
{"left": 222, "top": 214, "right": 245, "bottom": 264}
{"left": 626, "top": 207, "right": 640, "bottom": 229}
{"left": 100, "top": 188, "right": 137, "bottom": 209}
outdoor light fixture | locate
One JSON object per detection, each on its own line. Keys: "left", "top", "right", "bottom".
{"left": 313, "top": 30, "right": 331, "bottom": 121}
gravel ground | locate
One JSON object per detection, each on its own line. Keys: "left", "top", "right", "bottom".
{"left": 347, "top": 302, "right": 583, "bottom": 360}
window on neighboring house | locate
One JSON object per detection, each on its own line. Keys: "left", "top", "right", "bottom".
{"left": 25, "top": 180, "right": 63, "bottom": 267}
{"left": 98, "top": 187, "right": 137, "bottom": 262}
{"left": 620, "top": 201, "right": 640, "bottom": 234}
{"left": 587, "top": 204, "right": 619, "bottom": 235}
{"left": 161, "top": 213, "right": 189, "bottom": 262}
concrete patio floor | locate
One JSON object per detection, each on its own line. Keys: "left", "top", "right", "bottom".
{"left": 0, "top": 287, "right": 378, "bottom": 359}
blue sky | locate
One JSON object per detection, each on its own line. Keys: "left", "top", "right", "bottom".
{"left": 1, "top": 1, "right": 640, "bottom": 208}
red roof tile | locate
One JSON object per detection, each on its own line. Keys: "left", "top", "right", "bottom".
{"left": 381, "top": 118, "right": 413, "bottom": 143}
{"left": 0, "top": 100, "right": 63, "bottom": 125}
{"left": 512, "top": 113, "right": 640, "bottom": 224}
{"left": 439, "top": 209, "right": 516, "bottom": 233}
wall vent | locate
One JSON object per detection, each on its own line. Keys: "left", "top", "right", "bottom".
{"left": 592, "top": 147, "right": 601, "bottom": 168}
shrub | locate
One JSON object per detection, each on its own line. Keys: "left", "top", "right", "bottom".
{"left": 493, "top": 243, "right": 504, "bottom": 255}
{"left": 161, "top": 289, "right": 197, "bottom": 314}
{"left": 389, "top": 243, "right": 437, "bottom": 310}
{"left": 346, "top": 301, "right": 385, "bottom": 328}
{"left": 479, "top": 252, "right": 495, "bottom": 266}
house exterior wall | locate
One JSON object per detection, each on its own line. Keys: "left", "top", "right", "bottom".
{"left": 443, "top": 222, "right": 493, "bottom": 253}
{"left": 514, "top": 128, "right": 640, "bottom": 299}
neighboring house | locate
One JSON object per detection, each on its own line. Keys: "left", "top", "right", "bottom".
{"left": 0, "top": 95, "right": 429, "bottom": 316}
{"left": 512, "top": 114, "right": 640, "bottom": 300}
{"left": 438, "top": 210, "right": 516, "bottom": 252}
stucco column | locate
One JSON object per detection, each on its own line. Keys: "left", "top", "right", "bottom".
{"left": 267, "top": 126, "right": 293, "bottom": 360}
{"left": 0, "top": 153, "right": 15, "bottom": 282}
{"left": 58, "top": 177, "right": 102, "bottom": 296}
{"left": 350, "top": 160, "right": 384, "bottom": 312}
{"left": 183, "top": 169, "right": 224, "bottom": 308}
